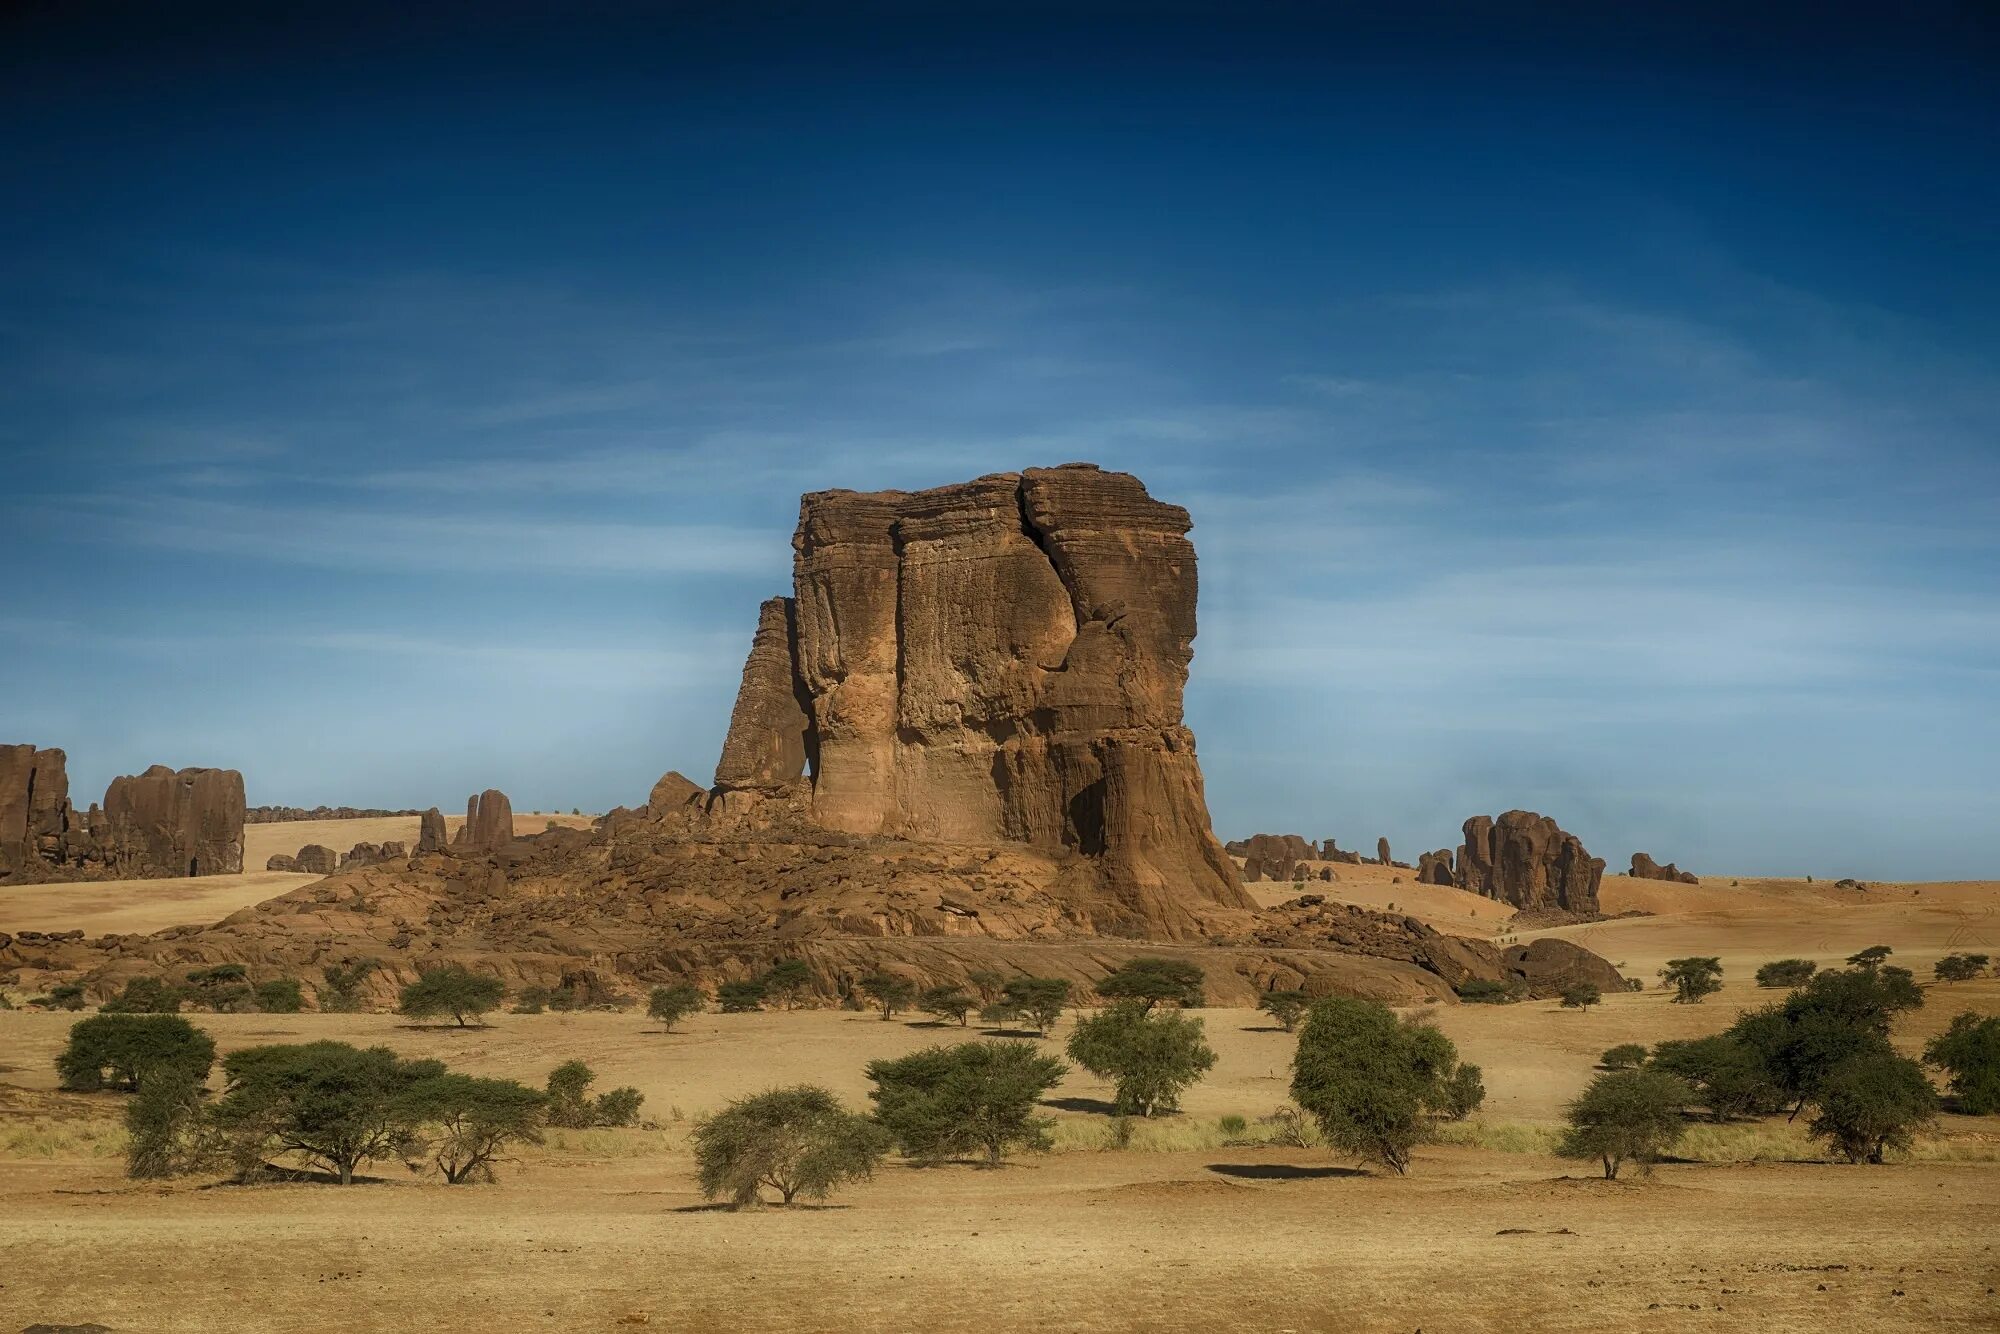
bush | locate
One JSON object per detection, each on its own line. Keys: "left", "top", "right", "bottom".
{"left": 57, "top": 1014, "right": 216, "bottom": 1093}
{"left": 255, "top": 978, "right": 305, "bottom": 1014}
{"left": 318, "top": 960, "right": 376, "bottom": 1013}
{"left": 542, "top": 975, "right": 632, "bottom": 1013}
{"left": 211, "top": 1041, "right": 443, "bottom": 1184}
{"left": 919, "top": 987, "right": 976, "bottom": 1027}
{"left": 125, "top": 1068, "right": 216, "bottom": 1179}
{"left": 183, "top": 964, "right": 254, "bottom": 1013}
{"left": 1455, "top": 978, "right": 1524, "bottom": 1005}
{"left": 1065, "top": 1003, "right": 1217, "bottom": 1117}
{"left": 647, "top": 985, "right": 704, "bottom": 1032}
{"left": 397, "top": 965, "right": 505, "bottom": 1027}
{"left": 1650, "top": 1036, "right": 1782, "bottom": 1122}
{"left": 1845, "top": 945, "right": 1893, "bottom": 970}
{"left": 1599, "top": 1043, "right": 1649, "bottom": 1071}
{"left": 1809, "top": 1047, "right": 1938, "bottom": 1163}
{"left": 1659, "top": 957, "right": 1723, "bottom": 1004}
{"left": 1257, "top": 990, "right": 1310, "bottom": 1032}
{"left": 1094, "top": 958, "right": 1205, "bottom": 1012}
{"left": 865, "top": 1041, "right": 1067, "bottom": 1166}
{"left": 512, "top": 987, "right": 551, "bottom": 1014}
{"left": 544, "top": 1061, "right": 645, "bottom": 1129}
{"left": 1756, "top": 959, "right": 1818, "bottom": 988}
{"left": 966, "top": 970, "right": 1006, "bottom": 1004}
{"left": 717, "top": 979, "right": 767, "bottom": 1013}
{"left": 1558, "top": 983, "right": 1601, "bottom": 1011}
{"left": 395, "top": 1073, "right": 546, "bottom": 1183}
{"left": 1434, "top": 1063, "right": 1486, "bottom": 1121}
{"left": 761, "top": 959, "right": 812, "bottom": 1009}
{"left": 101, "top": 976, "right": 183, "bottom": 1014}
{"left": 35, "top": 982, "right": 86, "bottom": 1011}
{"left": 1000, "top": 977, "right": 1072, "bottom": 1036}
{"left": 693, "top": 1085, "right": 891, "bottom": 1208}
{"left": 1924, "top": 1012, "right": 2000, "bottom": 1114}
{"left": 1558, "top": 1070, "right": 1691, "bottom": 1179}
{"left": 861, "top": 971, "right": 918, "bottom": 1021}
{"left": 1290, "top": 997, "right": 1459, "bottom": 1174}
{"left": 1727, "top": 966, "right": 1924, "bottom": 1117}
{"left": 1933, "top": 954, "right": 1990, "bottom": 983}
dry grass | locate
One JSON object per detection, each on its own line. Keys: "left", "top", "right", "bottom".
{"left": 1, "top": 1115, "right": 127, "bottom": 1160}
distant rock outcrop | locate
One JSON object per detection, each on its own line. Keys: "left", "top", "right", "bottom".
{"left": 294, "top": 845, "right": 338, "bottom": 875}
{"left": 1229, "top": 834, "right": 1316, "bottom": 883}
{"left": 416, "top": 808, "right": 449, "bottom": 854}
{"left": 0, "top": 745, "right": 244, "bottom": 883}
{"left": 1377, "top": 837, "right": 1391, "bottom": 865}
{"left": 1416, "top": 849, "right": 1455, "bottom": 885}
{"left": 246, "top": 805, "right": 424, "bottom": 824}
{"left": 453, "top": 790, "right": 514, "bottom": 853}
{"left": 265, "top": 853, "right": 299, "bottom": 872}
{"left": 1629, "top": 852, "right": 1698, "bottom": 884}
{"left": 1457, "top": 811, "right": 1604, "bottom": 915}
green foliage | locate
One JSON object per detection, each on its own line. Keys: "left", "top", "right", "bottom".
{"left": 1727, "top": 966, "right": 1925, "bottom": 1115}
{"left": 861, "top": 971, "right": 918, "bottom": 1020}
{"left": 1065, "top": 1003, "right": 1217, "bottom": 1117}
{"left": 1558, "top": 982, "right": 1601, "bottom": 1011}
{"left": 124, "top": 1068, "right": 216, "bottom": 1179}
{"left": 1809, "top": 1047, "right": 1938, "bottom": 1163}
{"left": 965, "top": 970, "right": 1006, "bottom": 1004}
{"left": 544, "top": 1061, "right": 645, "bottom": 1129}
{"left": 865, "top": 1041, "right": 1068, "bottom": 1166}
{"left": 1659, "top": 957, "right": 1723, "bottom": 1004}
{"left": 1650, "top": 1036, "right": 1783, "bottom": 1122}
{"left": 40, "top": 982, "right": 86, "bottom": 1011}
{"left": 1218, "top": 1113, "right": 1249, "bottom": 1137}
{"left": 57, "top": 1014, "right": 216, "bottom": 1093}
{"left": 1094, "top": 957, "right": 1205, "bottom": 1012}
{"left": 101, "top": 976, "right": 183, "bottom": 1014}
{"left": 1924, "top": 1012, "right": 2000, "bottom": 1115}
{"left": 183, "top": 964, "right": 254, "bottom": 1013}
{"left": 1435, "top": 1063, "right": 1486, "bottom": 1121}
{"left": 919, "top": 986, "right": 976, "bottom": 1027}
{"left": 1845, "top": 944, "right": 1893, "bottom": 970}
{"left": 1755, "top": 959, "right": 1818, "bottom": 988}
{"left": 1933, "top": 954, "right": 1990, "bottom": 984}
{"left": 1000, "top": 977, "right": 1072, "bottom": 1035}
{"left": 1599, "top": 1043, "right": 1649, "bottom": 1071}
{"left": 541, "top": 975, "right": 632, "bottom": 1012}
{"left": 211, "top": 1041, "right": 444, "bottom": 1184}
{"left": 394, "top": 1073, "right": 546, "bottom": 1183}
{"left": 1454, "top": 978, "right": 1524, "bottom": 1005}
{"left": 717, "top": 978, "right": 767, "bottom": 1013}
{"left": 693, "top": 1085, "right": 891, "bottom": 1208}
{"left": 512, "top": 987, "right": 550, "bottom": 1014}
{"left": 397, "top": 965, "right": 505, "bottom": 1027}
{"left": 761, "top": 959, "right": 813, "bottom": 1009}
{"left": 1559, "top": 1069, "right": 1692, "bottom": 1179}
{"left": 255, "top": 977, "right": 305, "bottom": 1014}
{"left": 647, "top": 984, "right": 704, "bottom": 1031}
{"left": 1290, "top": 997, "right": 1469, "bottom": 1174}
{"left": 1256, "top": 990, "right": 1310, "bottom": 1032}
{"left": 318, "top": 959, "right": 376, "bottom": 1013}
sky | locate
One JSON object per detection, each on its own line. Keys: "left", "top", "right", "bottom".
{"left": 2, "top": 4, "right": 1996, "bottom": 879}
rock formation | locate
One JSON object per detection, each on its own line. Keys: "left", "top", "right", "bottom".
{"left": 1228, "top": 834, "right": 1316, "bottom": 883}
{"left": 706, "top": 465, "right": 1250, "bottom": 936}
{"left": 1457, "top": 811, "right": 1604, "bottom": 915}
{"left": 1416, "top": 849, "right": 1455, "bottom": 885}
{"left": 416, "top": 807, "right": 449, "bottom": 854}
{"left": 1629, "top": 852, "right": 1698, "bottom": 884}
{"left": 1377, "top": 837, "right": 1391, "bottom": 865}
{"left": 246, "top": 805, "right": 424, "bottom": 823}
{"left": 453, "top": 790, "right": 514, "bottom": 854}
{"left": 0, "top": 745, "right": 244, "bottom": 882}
{"left": 294, "top": 845, "right": 338, "bottom": 875}
{"left": 265, "top": 853, "right": 299, "bottom": 872}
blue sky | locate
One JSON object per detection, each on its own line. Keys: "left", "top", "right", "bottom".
{"left": 3, "top": 5, "right": 1995, "bottom": 878}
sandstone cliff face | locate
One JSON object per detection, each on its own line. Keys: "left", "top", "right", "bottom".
{"left": 416, "top": 808, "right": 449, "bottom": 855}
{"left": 712, "top": 464, "right": 1249, "bottom": 937}
{"left": 1457, "top": 810, "right": 1604, "bottom": 915}
{"left": 2, "top": 747, "right": 245, "bottom": 882}
{"left": 454, "top": 790, "right": 515, "bottom": 853}
{"left": 0, "top": 744, "right": 73, "bottom": 880}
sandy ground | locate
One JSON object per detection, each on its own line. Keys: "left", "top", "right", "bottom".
{"left": 0, "top": 814, "right": 597, "bottom": 935}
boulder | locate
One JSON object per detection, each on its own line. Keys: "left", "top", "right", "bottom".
{"left": 265, "top": 853, "right": 300, "bottom": 872}
{"left": 294, "top": 845, "right": 338, "bottom": 875}
{"left": 1416, "top": 849, "right": 1455, "bottom": 885}
{"left": 416, "top": 807, "right": 448, "bottom": 854}
{"left": 646, "top": 771, "right": 708, "bottom": 816}
{"left": 1629, "top": 852, "right": 1699, "bottom": 884}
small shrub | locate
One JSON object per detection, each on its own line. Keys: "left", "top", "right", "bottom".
{"left": 1257, "top": 990, "right": 1310, "bottom": 1032}
{"left": 1599, "top": 1043, "right": 1648, "bottom": 1071}
{"left": 1558, "top": 982, "right": 1601, "bottom": 1011}
{"left": 512, "top": 987, "right": 550, "bottom": 1014}
{"left": 255, "top": 978, "right": 305, "bottom": 1014}
{"left": 318, "top": 960, "right": 376, "bottom": 1013}
{"left": 1559, "top": 1069, "right": 1691, "bottom": 1179}
{"left": 1434, "top": 1062, "right": 1485, "bottom": 1121}
{"left": 125, "top": 1068, "right": 215, "bottom": 1178}
{"left": 1755, "top": 959, "right": 1818, "bottom": 988}
{"left": 693, "top": 1085, "right": 890, "bottom": 1208}
{"left": 397, "top": 965, "right": 505, "bottom": 1027}
{"left": 1065, "top": 1002, "right": 1217, "bottom": 1117}
{"left": 1218, "top": 1113, "right": 1248, "bottom": 1138}
{"left": 35, "top": 983, "right": 85, "bottom": 1011}
{"left": 57, "top": 1014, "right": 216, "bottom": 1093}
{"left": 1924, "top": 1012, "right": 2000, "bottom": 1115}
{"left": 717, "top": 978, "right": 767, "bottom": 1013}
{"left": 761, "top": 959, "right": 813, "bottom": 1009}
{"left": 544, "top": 1061, "right": 645, "bottom": 1129}
{"left": 101, "top": 976, "right": 183, "bottom": 1014}
{"left": 1455, "top": 978, "right": 1524, "bottom": 1005}
{"left": 1659, "top": 957, "right": 1723, "bottom": 1004}
{"left": 647, "top": 984, "right": 704, "bottom": 1032}
{"left": 866, "top": 1041, "right": 1067, "bottom": 1166}
{"left": 183, "top": 964, "right": 253, "bottom": 1013}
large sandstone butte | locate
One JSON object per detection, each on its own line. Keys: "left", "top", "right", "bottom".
{"left": 0, "top": 745, "right": 244, "bottom": 883}
{"left": 708, "top": 464, "right": 1251, "bottom": 935}
{"left": 1457, "top": 810, "right": 1604, "bottom": 915}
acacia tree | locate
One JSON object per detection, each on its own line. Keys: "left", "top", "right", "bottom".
{"left": 1659, "top": 957, "right": 1723, "bottom": 1004}
{"left": 545, "top": 1061, "right": 644, "bottom": 1129}
{"left": 1925, "top": 1012, "right": 2000, "bottom": 1114}
{"left": 397, "top": 965, "right": 505, "bottom": 1027}
{"left": 1933, "top": 954, "right": 1991, "bottom": 983}
{"left": 1000, "top": 977, "right": 1071, "bottom": 1036}
{"left": 1809, "top": 1047, "right": 1937, "bottom": 1163}
{"left": 717, "top": 979, "right": 767, "bottom": 1013}
{"left": 125, "top": 1068, "right": 217, "bottom": 1179}
{"left": 866, "top": 1041, "right": 1067, "bottom": 1166}
{"left": 1649, "top": 1036, "right": 1782, "bottom": 1122}
{"left": 1559, "top": 983, "right": 1601, "bottom": 1012}
{"left": 57, "top": 1014, "right": 216, "bottom": 1093}
{"left": 1065, "top": 1003, "right": 1217, "bottom": 1117}
{"left": 647, "top": 984, "right": 704, "bottom": 1032}
{"left": 1755, "top": 959, "right": 1818, "bottom": 988}
{"left": 1845, "top": 945, "right": 1893, "bottom": 971}
{"left": 861, "top": 972, "right": 918, "bottom": 1021}
{"left": 1289, "top": 997, "right": 1450, "bottom": 1175}
{"left": 211, "top": 1041, "right": 443, "bottom": 1184}
{"left": 919, "top": 986, "right": 976, "bottom": 1027}
{"left": 693, "top": 1085, "right": 890, "bottom": 1209}
{"left": 1094, "top": 958, "right": 1205, "bottom": 1012}
{"left": 318, "top": 960, "right": 377, "bottom": 1013}
{"left": 762, "top": 960, "right": 812, "bottom": 1010}
{"left": 1727, "top": 966, "right": 1925, "bottom": 1119}
{"left": 1559, "top": 1069, "right": 1691, "bottom": 1179}
{"left": 1257, "top": 990, "right": 1310, "bottom": 1032}
{"left": 1600, "top": 1043, "right": 1648, "bottom": 1071}
{"left": 395, "top": 1074, "right": 546, "bottom": 1183}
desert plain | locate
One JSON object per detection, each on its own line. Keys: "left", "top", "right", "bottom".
{"left": 2, "top": 820, "right": 1995, "bottom": 1334}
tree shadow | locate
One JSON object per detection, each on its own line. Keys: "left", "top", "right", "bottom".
{"left": 199, "top": 1164, "right": 396, "bottom": 1188}
{"left": 978, "top": 1027, "right": 1047, "bottom": 1039}
{"left": 1042, "top": 1095, "right": 1121, "bottom": 1116}
{"left": 1238, "top": 1024, "right": 1292, "bottom": 1034}
{"left": 392, "top": 1022, "right": 493, "bottom": 1033}
{"left": 669, "top": 1201, "right": 853, "bottom": 1213}
{"left": 1206, "top": 1162, "right": 1370, "bottom": 1181}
